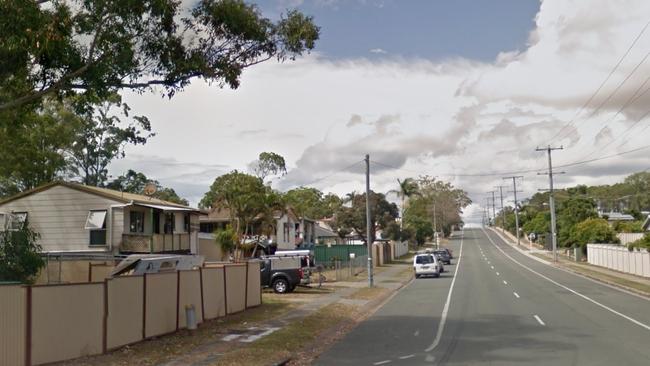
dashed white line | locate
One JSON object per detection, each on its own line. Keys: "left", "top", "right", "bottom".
{"left": 503, "top": 280, "right": 508, "bottom": 285}
{"left": 534, "top": 315, "right": 546, "bottom": 326}
{"left": 373, "top": 361, "right": 391, "bottom": 365}
{"left": 398, "top": 354, "right": 415, "bottom": 360}
{"left": 490, "top": 266, "right": 494, "bottom": 269}
{"left": 513, "top": 292, "right": 520, "bottom": 298}
{"left": 482, "top": 227, "right": 650, "bottom": 332}
{"left": 496, "top": 272, "right": 500, "bottom": 276}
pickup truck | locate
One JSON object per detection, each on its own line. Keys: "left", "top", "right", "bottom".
{"left": 259, "top": 256, "right": 304, "bottom": 293}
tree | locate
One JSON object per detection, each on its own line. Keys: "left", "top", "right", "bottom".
{"left": 66, "top": 94, "right": 153, "bottom": 186}
{"left": 214, "top": 225, "right": 238, "bottom": 257}
{"left": 106, "top": 169, "right": 188, "bottom": 205}
{"left": 389, "top": 178, "right": 419, "bottom": 230}
{"left": 0, "top": 223, "right": 45, "bottom": 283}
{"left": 250, "top": 152, "right": 287, "bottom": 182}
{"left": 0, "top": 99, "right": 77, "bottom": 195}
{"left": 283, "top": 187, "right": 342, "bottom": 219}
{"left": 0, "top": 0, "right": 320, "bottom": 111}
{"left": 522, "top": 211, "right": 550, "bottom": 236}
{"left": 333, "top": 191, "right": 398, "bottom": 244}
{"left": 569, "top": 218, "right": 618, "bottom": 250}
{"left": 557, "top": 197, "right": 598, "bottom": 246}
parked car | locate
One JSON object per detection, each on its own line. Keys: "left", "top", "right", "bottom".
{"left": 259, "top": 256, "right": 304, "bottom": 293}
{"left": 434, "top": 249, "right": 452, "bottom": 265}
{"left": 413, "top": 254, "right": 441, "bottom": 278}
{"left": 443, "top": 247, "right": 453, "bottom": 259}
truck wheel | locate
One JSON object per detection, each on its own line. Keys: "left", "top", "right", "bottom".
{"left": 273, "top": 278, "right": 289, "bottom": 294}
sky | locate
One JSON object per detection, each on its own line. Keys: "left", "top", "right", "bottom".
{"left": 113, "top": 0, "right": 650, "bottom": 224}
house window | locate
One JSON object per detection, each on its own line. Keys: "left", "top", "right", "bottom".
{"left": 164, "top": 213, "right": 175, "bottom": 234}
{"left": 283, "top": 223, "right": 290, "bottom": 242}
{"left": 200, "top": 222, "right": 214, "bottom": 233}
{"left": 184, "top": 214, "right": 190, "bottom": 232}
{"left": 130, "top": 211, "right": 145, "bottom": 233}
{"left": 85, "top": 210, "right": 107, "bottom": 246}
{"left": 9, "top": 212, "right": 28, "bottom": 231}
{"left": 153, "top": 211, "right": 161, "bottom": 234}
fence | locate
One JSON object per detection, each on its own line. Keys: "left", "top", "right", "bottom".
{"left": 313, "top": 245, "right": 369, "bottom": 264}
{"left": 587, "top": 244, "right": 650, "bottom": 278}
{"left": 616, "top": 233, "right": 645, "bottom": 246}
{"left": 0, "top": 261, "right": 262, "bottom": 366}
{"left": 392, "top": 241, "right": 409, "bottom": 258}
{"left": 324, "top": 255, "right": 369, "bottom": 282}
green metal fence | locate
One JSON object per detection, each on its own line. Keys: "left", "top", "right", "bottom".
{"left": 313, "top": 245, "right": 368, "bottom": 264}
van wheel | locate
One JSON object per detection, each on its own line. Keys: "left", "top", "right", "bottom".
{"left": 415, "top": 274, "right": 420, "bottom": 279}
{"left": 273, "top": 278, "right": 289, "bottom": 293}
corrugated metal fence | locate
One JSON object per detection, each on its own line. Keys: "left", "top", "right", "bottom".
{"left": 0, "top": 261, "right": 261, "bottom": 366}
{"left": 314, "top": 245, "right": 369, "bottom": 264}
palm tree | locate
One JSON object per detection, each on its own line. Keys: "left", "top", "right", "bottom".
{"left": 390, "top": 178, "right": 419, "bottom": 230}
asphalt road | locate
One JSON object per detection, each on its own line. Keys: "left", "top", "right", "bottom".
{"left": 314, "top": 228, "right": 650, "bottom": 366}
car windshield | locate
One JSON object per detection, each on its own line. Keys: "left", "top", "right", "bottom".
{"left": 416, "top": 255, "right": 434, "bottom": 264}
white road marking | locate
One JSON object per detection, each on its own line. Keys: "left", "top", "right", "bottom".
{"left": 513, "top": 292, "right": 520, "bottom": 298}
{"left": 490, "top": 266, "right": 494, "bottom": 269}
{"left": 482, "top": 228, "right": 650, "bottom": 332}
{"left": 424, "top": 230, "right": 464, "bottom": 352}
{"left": 503, "top": 280, "right": 508, "bottom": 285}
{"left": 373, "top": 360, "right": 391, "bottom": 365}
{"left": 496, "top": 272, "right": 500, "bottom": 276}
{"left": 534, "top": 315, "right": 546, "bottom": 326}
{"left": 414, "top": 330, "right": 420, "bottom": 336}
{"left": 399, "top": 354, "right": 416, "bottom": 360}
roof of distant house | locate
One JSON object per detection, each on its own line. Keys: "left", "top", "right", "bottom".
{"left": 0, "top": 181, "right": 198, "bottom": 210}
{"left": 601, "top": 211, "right": 635, "bottom": 221}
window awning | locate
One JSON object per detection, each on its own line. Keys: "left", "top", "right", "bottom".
{"left": 85, "top": 210, "right": 107, "bottom": 229}
{"left": 132, "top": 203, "right": 197, "bottom": 212}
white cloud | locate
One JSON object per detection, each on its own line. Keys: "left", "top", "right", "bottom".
{"left": 369, "top": 48, "right": 388, "bottom": 54}
{"left": 117, "top": 0, "right": 650, "bottom": 221}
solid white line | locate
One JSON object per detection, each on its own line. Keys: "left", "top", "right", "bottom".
{"left": 373, "top": 360, "right": 391, "bottom": 365}
{"left": 398, "top": 354, "right": 415, "bottom": 360}
{"left": 513, "top": 292, "right": 520, "bottom": 298}
{"left": 482, "top": 228, "right": 650, "bottom": 332}
{"left": 534, "top": 315, "right": 546, "bottom": 326}
{"left": 503, "top": 280, "right": 508, "bottom": 285}
{"left": 424, "top": 230, "right": 464, "bottom": 352}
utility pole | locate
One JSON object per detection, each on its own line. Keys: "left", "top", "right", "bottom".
{"left": 495, "top": 185, "right": 506, "bottom": 233}
{"left": 503, "top": 176, "right": 523, "bottom": 246}
{"left": 487, "top": 191, "right": 496, "bottom": 226}
{"left": 536, "top": 146, "right": 563, "bottom": 262}
{"left": 485, "top": 197, "right": 492, "bottom": 226}
{"left": 365, "top": 154, "right": 373, "bottom": 287}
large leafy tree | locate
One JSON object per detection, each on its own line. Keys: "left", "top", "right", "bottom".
{"left": 106, "top": 169, "right": 189, "bottom": 205}
{"left": 284, "top": 187, "right": 342, "bottom": 219}
{"left": 569, "top": 218, "right": 618, "bottom": 250}
{"left": 557, "top": 197, "right": 598, "bottom": 246}
{"left": 250, "top": 152, "right": 287, "bottom": 182}
{"left": 0, "top": 0, "right": 319, "bottom": 111}
{"left": 66, "top": 94, "right": 153, "bottom": 186}
{"left": 0, "top": 99, "right": 77, "bottom": 195}
{"left": 333, "top": 191, "right": 398, "bottom": 244}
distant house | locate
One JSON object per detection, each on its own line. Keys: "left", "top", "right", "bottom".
{"left": 642, "top": 214, "right": 650, "bottom": 232}
{"left": 199, "top": 206, "right": 301, "bottom": 251}
{"left": 600, "top": 211, "right": 635, "bottom": 226}
{"left": 0, "top": 181, "right": 202, "bottom": 256}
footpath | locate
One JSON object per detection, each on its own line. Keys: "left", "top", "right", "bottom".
{"left": 161, "top": 260, "right": 415, "bottom": 366}
{"left": 488, "top": 227, "right": 650, "bottom": 298}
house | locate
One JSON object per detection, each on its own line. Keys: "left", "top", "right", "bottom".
{"left": 642, "top": 214, "right": 650, "bottom": 232}
{"left": 0, "top": 181, "right": 203, "bottom": 256}
{"left": 600, "top": 211, "right": 635, "bottom": 226}
{"left": 199, "top": 206, "right": 300, "bottom": 252}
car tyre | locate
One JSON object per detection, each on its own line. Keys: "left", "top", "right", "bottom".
{"left": 273, "top": 278, "right": 289, "bottom": 294}
{"left": 415, "top": 274, "right": 420, "bottom": 279}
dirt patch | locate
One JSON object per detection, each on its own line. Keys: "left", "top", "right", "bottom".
{"left": 216, "top": 303, "right": 358, "bottom": 366}
{"left": 344, "top": 286, "right": 388, "bottom": 300}
{"left": 56, "top": 297, "right": 294, "bottom": 366}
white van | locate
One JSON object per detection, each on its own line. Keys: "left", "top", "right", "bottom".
{"left": 413, "top": 253, "right": 441, "bottom": 278}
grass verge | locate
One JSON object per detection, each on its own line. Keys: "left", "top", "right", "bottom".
{"left": 215, "top": 303, "right": 357, "bottom": 366}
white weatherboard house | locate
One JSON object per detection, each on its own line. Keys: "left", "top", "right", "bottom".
{"left": 0, "top": 181, "right": 202, "bottom": 256}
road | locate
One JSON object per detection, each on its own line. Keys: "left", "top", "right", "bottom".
{"left": 315, "top": 228, "right": 650, "bottom": 365}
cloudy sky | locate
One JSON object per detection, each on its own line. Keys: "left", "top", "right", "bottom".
{"left": 112, "top": 0, "right": 650, "bottom": 223}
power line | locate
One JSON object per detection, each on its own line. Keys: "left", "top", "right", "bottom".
{"left": 546, "top": 18, "right": 650, "bottom": 144}
{"left": 369, "top": 143, "right": 650, "bottom": 178}
{"left": 299, "top": 160, "right": 364, "bottom": 187}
